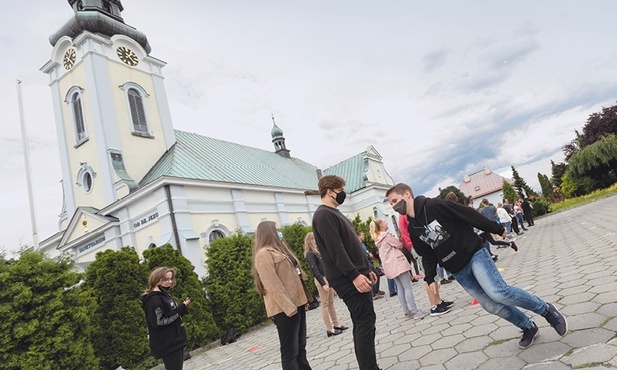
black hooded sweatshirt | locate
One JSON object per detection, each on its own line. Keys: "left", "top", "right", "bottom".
{"left": 406, "top": 196, "right": 505, "bottom": 283}
{"left": 141, "top": 291, "right": 188, "bottom": 359}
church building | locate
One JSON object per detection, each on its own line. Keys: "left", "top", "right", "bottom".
{"left": 39, "top": 0, "right": 396, "bottom": 277}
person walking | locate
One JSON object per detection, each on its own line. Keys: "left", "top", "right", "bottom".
{"left": 304, "top": 232, "right": 349, "bottom": 337}
{"left": 141, "top": 267, "right": 191, "bottom": 370}
{"left": 514, "top": 200, "right": 528, "bottom": 231}
{"left": 253, "top": 221, "right": 313, "bottom": 370}
{"left": 386, "top": 183, "right": 567, "bottom": 349}
{"left": 371, "top": 218, "right": 428, "bottom": 319}
{"left": 312, "top": 174, "right": 380, "bottom": 370}
{"left": 496, "top": 202, "right": 514, "bottom": 240}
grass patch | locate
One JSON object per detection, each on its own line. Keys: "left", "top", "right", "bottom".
{"left": 548, "top": 183, "right": 617, "bottom": 213}
{"left": 573, "top": 363, "right": 610, "bottom": 369}
{"left": 563, "top": 348, "right": 574, "bottom": 357}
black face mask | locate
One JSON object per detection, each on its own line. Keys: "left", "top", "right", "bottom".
{"left": 332, "top": 190, "right": 346, "bottom": 205}
{"left": 393, "top": 199, "right": 407, "bottom": 215}
{"left": 158, "top": 285, "right": 170, "bottom": 292}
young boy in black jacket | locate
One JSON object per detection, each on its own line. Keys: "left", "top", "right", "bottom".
{"left": 386, "top": 183, "right": 567, "bottom": 348}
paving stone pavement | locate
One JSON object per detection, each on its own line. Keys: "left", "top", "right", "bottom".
{"left": 180, "top": 195, "right": 617, "bottom": 369}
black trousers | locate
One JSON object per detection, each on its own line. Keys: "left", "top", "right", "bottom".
{"left": 272, "top": 305, "right": 312, "bottom": 370}
{"left": 339, "top": 287, "right": 379, "bottom": 370}
{"left": 162, "top": 347, "right": 184, "bottom": 370}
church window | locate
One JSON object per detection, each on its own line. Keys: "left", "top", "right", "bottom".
{"left": 76, "top": 163, "right": 96, "bottom": 194}
{"left": 120, "top": 83, "right": 153, "bottom": 138}
{"left": 66, "top": 86, "right": 88, "bottom": 145}
{"left": 209, "top": 230, "right": 226, "bottom": 243}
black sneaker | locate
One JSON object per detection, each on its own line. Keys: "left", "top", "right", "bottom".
{"left": 439, "top": 300, "right": 454, "bottom": 309}
{"left": 430, "top": 303, "right": 452, "bottom": 316}
{"left": 519, "top": 321, "right": 538, "bottom": 348}
{"left": 543, "top": 303, "right": 568, "bottom": 336}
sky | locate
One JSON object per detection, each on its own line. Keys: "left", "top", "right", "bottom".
{"left": 1, "top": 1, "right": 616, "bottom": 253}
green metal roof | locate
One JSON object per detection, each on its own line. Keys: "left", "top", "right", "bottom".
{"left": 323, "top": 152, "right": 367, "bottom": 193}
{"left": 140, "top": 130, "right": 320, "bottom": 190}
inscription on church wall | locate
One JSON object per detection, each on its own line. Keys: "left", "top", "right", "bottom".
{"left": 78, "top": 236, "right": 106, "bottom": 255}
{"left": 133, "top": 211, "right": 159, "bottom": 229}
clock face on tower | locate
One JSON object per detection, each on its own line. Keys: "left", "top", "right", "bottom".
{"left": 116, "top": 46, "right": 139, "bottom": 66}
{"left": 63, "top": 48, "right": 76, "bottom": 70}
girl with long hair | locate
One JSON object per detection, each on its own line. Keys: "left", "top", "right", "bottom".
{"left": 370, "top": 218, "right": 428, "bottom": 320}
{"left": 141, "top": 267, "right": 191, "bottom": 370}
{"left": 304, "top": 232, "right": 348, "bottom": 337}
{"left": 252, "top": 221, "right": 313, "bottom": 370}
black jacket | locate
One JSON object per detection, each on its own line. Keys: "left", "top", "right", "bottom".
{"left": 141, "top": 291, "right": 188, "bottom": 359}
{"left": 406, "top": 196, "right": 505, "bottom": 283}
{"left": 312, "top": 204, "right": 370, "bottom": 291}
{"left": 305, "top": 249, "right": 327, "bottom": 287}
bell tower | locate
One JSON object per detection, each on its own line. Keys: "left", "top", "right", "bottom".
{"left": 41, "top": 0, "right": 176, "bottom": 230}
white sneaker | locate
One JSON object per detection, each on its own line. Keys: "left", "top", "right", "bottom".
{"left": 412, "top": 310, "right": 429, "bottom": 320}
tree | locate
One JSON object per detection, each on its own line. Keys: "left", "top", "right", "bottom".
{"left": 142, "top": 246, "right": 219, "bottom": 349}
{"left": 0, "top": 250, "right": 98, "bottom": 369}
{"left": 537, "top": 172, "right": 554, "bottom": 200}
{"left": 437, "top": 185, "right": 468, "bottom": 204}
{"left": 567, "top": 134, "right": 617, "bottom": 189}
{"left": 352, "top": 214, "right": 375, "bottom": 254}
{"left": 511, "top": 166, "right": 537, "bottom": 198}
{"left": 559, "top": 172, "right": 598, "bottom": 198}
{"left": 203, "top": 233, "right": 266, "bottom": 331}
{"left": 84, "top": 247, "right": 150, "bottom": 369}
{"left": 563, "top": 130, "right": 585, "bottom": 162}
{"left": 501, "top": 180, "right": 519, "bottom": 204}
{"left": 550, "top": 160, "right": 568, "bottom": 188}
{"left": 582, "top": 102, "right": 617, "bottom": 146}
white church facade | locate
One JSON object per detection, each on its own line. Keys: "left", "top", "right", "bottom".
{"left": 39, "top": 0, "right": 396, "bottom": 277}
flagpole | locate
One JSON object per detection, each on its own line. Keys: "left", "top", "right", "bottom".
{"left": 16, "top": 80, "right": 39, "bottom": 249}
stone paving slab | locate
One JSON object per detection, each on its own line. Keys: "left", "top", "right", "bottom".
{"left": 177, "top": 195, "right": 617, "bottom": 369}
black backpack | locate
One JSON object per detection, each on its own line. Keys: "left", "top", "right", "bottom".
{"left": 221, "top": 327, "right": 239, "bottom": 345}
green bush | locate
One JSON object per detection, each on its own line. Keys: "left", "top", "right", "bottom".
{"left": 532, "top": 198, "right": 550, "bottom": 216}
{"left": 280, "top": 224, "right": 315, "bottom": 296}
{"left": 84, "top": 247, "right": 150, "bottom": 370}
{"left": 142, "top": 246, "right": 219, "bottom": 349}
{"left": 0, "top": 250, "right": 98, "bottom": 369}
{"left": 203, "top": 233, "right": 266, "bottom": 331}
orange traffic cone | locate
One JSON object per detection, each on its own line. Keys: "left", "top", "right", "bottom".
{"left": 470, "top": 298, "right": 479, "bottom": 306}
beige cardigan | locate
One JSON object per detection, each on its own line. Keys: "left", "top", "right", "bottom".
{"left": 254, "top": 247, "right": 310, "bottom": 317}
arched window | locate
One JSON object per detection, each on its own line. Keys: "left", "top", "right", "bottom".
{"left": 120, "top": 82, "right": 152, "bottom": 138}
{"left": 66, "top": 86, "right": 88, "bottom": 145}
{"left": 209, "top": 230, "right": 226, "bottom": 243}
{"left": 128, "top": 88, "right": 147, "bottom": 134}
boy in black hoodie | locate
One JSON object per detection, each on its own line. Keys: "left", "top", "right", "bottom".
{"left": 386, "top": 183, "right": 567, "bottom": 349}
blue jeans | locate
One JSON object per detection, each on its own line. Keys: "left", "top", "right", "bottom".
{"left": 453, "top": 248, "right": 548, "bottom": 329}
{"left": 516, "top": 214, "right": 528, "bottom": 230}
{"left": 502, "top": 221, "right": 512, "bottom": 234}
{"left": 387, "top": 278, "right": 397, "bottom": 294}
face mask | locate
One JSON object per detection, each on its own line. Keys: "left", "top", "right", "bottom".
{"left": 158, "top": 285, "right": 170, "bottom": 292}
{"left": 393, "top": 199, "right": 407, "bottom": 215}
{"left": 277, "top": 231, "right": 283, "bottom": 240}
{"left": 332, "top": 190, "right": 346, "bottom": 205}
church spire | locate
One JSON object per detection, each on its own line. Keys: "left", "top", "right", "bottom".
{"left": 50, "top": 0, "right": 151, "bottom": 53}
{"left": 271, "top": 114, "right": 291, "bottom": 159}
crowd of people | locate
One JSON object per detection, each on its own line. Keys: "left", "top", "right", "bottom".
{"left": 142, "top": 174, "right": 562, "bottom": 370}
